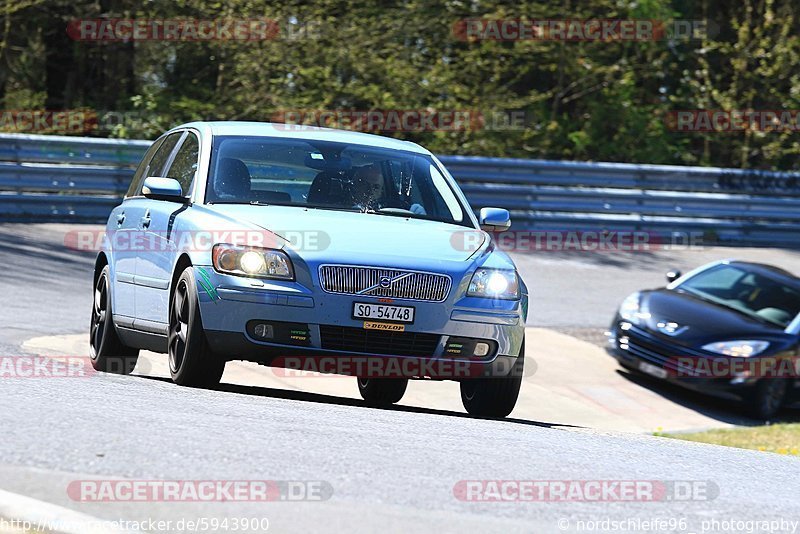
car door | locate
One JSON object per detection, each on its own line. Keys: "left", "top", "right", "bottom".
{"left": 135, "top": 130, "right": 199, "bottom": 327}
{"left": 109, "top": 136, "right": 165, "bottom": 319}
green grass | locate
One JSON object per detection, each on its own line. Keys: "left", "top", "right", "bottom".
{"left": 656, "top": 424, "right": 800, "bottom": 455}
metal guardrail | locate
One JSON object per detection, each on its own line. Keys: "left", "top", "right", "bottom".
{"left": 0, "top": 134, "right": 149, "bottom": 167}
{"left": 2, "top": 132, "right": 800, "bottom": 245}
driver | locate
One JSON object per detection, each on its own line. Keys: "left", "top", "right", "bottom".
{"left": 351, "top": 163, "right": 385, "bottom": 210}
{"left": 351, "top": 162, "right": 427, "bottom": 215}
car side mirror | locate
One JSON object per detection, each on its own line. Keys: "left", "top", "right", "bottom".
{"left": 479, "top": 207, "right": 511, "bottom": 231}
{"left": 666, "top": 269, "right": 682, "bottom": 284}
{"left": 142, "top": 176, "right": 185, "bottom": 202}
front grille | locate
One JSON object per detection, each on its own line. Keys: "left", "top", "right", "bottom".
{"left": 319, "top": 325, "right": 440, "bottom": 357}
{"left": 318, "top": 265, "right": 451, "bottom": 302}
{"left": 619, "top": 327, "right": 705, "bottom": 376}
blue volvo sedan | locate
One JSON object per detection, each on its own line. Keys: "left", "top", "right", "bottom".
{"left": 90, "top": 122, "right": 528, "bottom": 417}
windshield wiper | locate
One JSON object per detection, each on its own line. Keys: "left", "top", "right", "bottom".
{"left": 303, "top": 203, "right": 362, "bottom": 212}
{"left": 211, "top": 201, "right": 361, "bottom": 211}
{"left": 362, "top": 207, "right": 420, "bottom": 218}
{"left": 208, "top": 200, "right": 272, "bottom": 206}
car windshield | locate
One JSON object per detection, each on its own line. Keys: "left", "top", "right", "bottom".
{"left": 676, "top": 264, "right": 800, "bottom": 328}
{"left": 205, "top": 135, "right": 469, "bottom": 226}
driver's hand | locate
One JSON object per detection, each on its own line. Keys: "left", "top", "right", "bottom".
{"left": 409, "top": 203, "right": 427, "bottom": 215}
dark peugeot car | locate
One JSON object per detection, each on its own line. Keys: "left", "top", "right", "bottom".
{"left": 607, "top": 260, "right": 800, "bottom": 419}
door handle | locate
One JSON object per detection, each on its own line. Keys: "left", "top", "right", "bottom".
{"left": 140, "top": 214, "right": 151, "bottom": 229}
{"left": 116, "top": 212, "right": 125, "bottom": 226}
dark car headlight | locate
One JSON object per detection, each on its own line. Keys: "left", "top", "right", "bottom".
{"left": 467, "top": 268, "right": 520, "bottom": 300}
{"left": 212, "top": 243, "right": 294, "bottom": 280}
{"left": 618, "top": 292, "right": 647, "bottom": 325}
{"left": 701, "top": 340, "right": 770, "bottom": 357}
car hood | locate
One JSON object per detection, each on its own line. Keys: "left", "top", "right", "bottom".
{"left": 637, "top": 288, "right": 785, "bottom": 347}
{"left": 206, "top": 204, "right": 485, "bottom": 264}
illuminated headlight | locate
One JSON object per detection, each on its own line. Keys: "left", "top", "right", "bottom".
{"left": 467, "top": 269, "right": 520, "bottom": 300}
{"left": 212, "top": 244, "right": 294, "bottom": 280}
{"left": 701, "top": 340, "right": 770, "bottom": 358}
{"left": 618, "top": 292, "right": 649, "bottom": 325}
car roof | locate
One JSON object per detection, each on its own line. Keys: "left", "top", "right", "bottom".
{"left": 173, "top": 121, "right": 432, "bottom": 155}
{"left": 727, "top": 260, "right": 800, "bottom": 288}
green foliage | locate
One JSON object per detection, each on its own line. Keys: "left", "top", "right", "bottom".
{"left": 1, "top": 0, "right": 800, "bottom": 170}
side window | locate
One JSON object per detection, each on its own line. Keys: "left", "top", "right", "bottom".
{"left": 164, "top": 133, "right": 199, "bottom": 197}
{"left": 143, "top": 131, "right": 183, "bottom": 183}
{"left": 125, "top": 137, "right": 164, "bottom": 198}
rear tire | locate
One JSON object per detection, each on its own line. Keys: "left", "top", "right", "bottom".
{"left": 89, "top": 265, "right": 139, "bottom": 374}
{"left": 357, "top": 378, "right": 408, "bottom": 406}
{"left": 168, "top": 267, "right": 226, "bottom": 387}
{"left": 460, "top": 341, "right": 524, "bottom": 418}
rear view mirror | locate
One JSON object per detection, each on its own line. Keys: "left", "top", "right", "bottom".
{"left": 142, "top": 176, "right": 184, "bottom": 202}
{"left": 479, "top": 207, "right": 511, "bottom": 231}
{"left": 666, "top": 269, "right": 682, "bottom": 284}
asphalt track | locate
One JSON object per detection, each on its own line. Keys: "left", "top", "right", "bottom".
{"left": 1, "top": 223, "right": 800, "bottom": 533}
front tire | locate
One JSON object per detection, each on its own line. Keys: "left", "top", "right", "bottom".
{"left": 749, "top": 378, "right": 788, "bottom": 420}
{"left": 460, "top": 341, "right": 525, "bottom": 418}
{"left": 357, "top": 377, "right": 408, "bottom": 406}
{"left": 89, "top": 265, "right": 139, "bottom": 374}
{"left": 168, "top": 267, "right": 226, "bottom": 387}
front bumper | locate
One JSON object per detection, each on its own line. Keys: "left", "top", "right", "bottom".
{"left": 195, "top": 266, "right": 526, "bottom": 378}
{"left": 606, "top": 321, "right": 760, "bottom": 402}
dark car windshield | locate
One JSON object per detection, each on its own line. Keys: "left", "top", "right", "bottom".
{"left": 676, "top": 264, "right": 800, "bottom": 327}
{"left": 205, "top": 135, "right": 469, "bottom": 226}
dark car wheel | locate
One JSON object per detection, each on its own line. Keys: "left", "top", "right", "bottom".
{"left": 749, "top": 378, "right": 788, "bottom": 420}
{"left": 90, "top": 265, "right": 139, "bottom": 374}
{"left": 357, "top": 377, "right": 408, "bottom": 405}
{"left": 168, "top": 267, "right": 226, "bottom": 387}
{"left": 460, "top": 340, "right": 524, "bottom": 418}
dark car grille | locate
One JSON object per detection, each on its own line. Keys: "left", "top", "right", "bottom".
{"left": 318, "top": 265, "right": 451, "bottom": 302}
{"left": 319, "top": 325, "right": 440, "bottom": 357}
{"left": 619, "top": 327, "right": 706, "bottom": 376}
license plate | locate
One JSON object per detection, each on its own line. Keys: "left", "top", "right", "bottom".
{"left": 639, "top": 361, "right": 668, "bottom": 379}
{"left": 353, "top": 302, "right": 415, "bottom": 323}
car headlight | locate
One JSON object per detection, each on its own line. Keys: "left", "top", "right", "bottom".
{"left": 618, "top": 292, "right": 646, "bottom": 324}
{"left": 467, "top": 269, "right": 520, "bottom": 300}
{"left": 212, "top": 244, "right": 294, "bottom": 280}
{"left": 701, "top": 340, "right": 770, "bottom": 357}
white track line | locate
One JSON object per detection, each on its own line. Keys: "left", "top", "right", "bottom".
{"left": 0, "top": 489, "right": 141, "bottom": 534}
